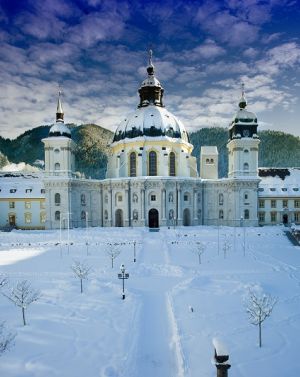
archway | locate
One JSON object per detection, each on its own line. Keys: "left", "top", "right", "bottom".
{"left": 283, "top": 214, "right": 288, "bottom": 225}
{"left": 115, "top": 209, "right": 123, "bottom": 227}
{"left": 149, "top": 208, "right": 159, "bottom": 228}
{"left": 183, "top": 208, "right": 191, "bottom": 226}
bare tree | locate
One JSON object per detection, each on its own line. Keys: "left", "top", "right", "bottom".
{"left": 71, "top": 260, "right": 92, "bottom": 293}
{"left": 106, "top": 243, "right": 121, "bottom": 268}
{"left": 192, "top": 242, "right": 205, "bottom": 264}
{"left": 0, "top": 322, "right": 15, "bottom": 356}
{"left": 223, "top": 236, "right": 231, "bottom": 259}
{"left": 245, "top": 289, "right": 277, "bottom": 347}
{"left": 3, "top": 280, "right": 40, "bottom": 326}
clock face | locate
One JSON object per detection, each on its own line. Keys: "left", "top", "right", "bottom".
{"left": 243, "top": 129, "right": 249, "bottom": 137}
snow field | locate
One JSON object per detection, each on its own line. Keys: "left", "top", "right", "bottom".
{"left": 0, "top": 226, "right": 299, "bottom": 377}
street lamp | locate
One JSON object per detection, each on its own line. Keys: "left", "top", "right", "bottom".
{"left": 133, "top": 241, "right": 136, "bottom": 262}
{"left": 118, "top": 264, "right": 129, "bottom": 300}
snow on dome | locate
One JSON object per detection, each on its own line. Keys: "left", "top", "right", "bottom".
{"left": 49, "top": 123, "right": 71, "bottom": 138}
{"left": 141, "top": 76, "right": 162, "bottom": 88}
{"left": 232, "top": 108, "right": 257, "bottom": 125}
{"left": 112, "top": 105, "right": 189, "bottom": 143}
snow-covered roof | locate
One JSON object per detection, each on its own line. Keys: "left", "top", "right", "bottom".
{"left": 201, "top": 146, "right": 218, "bottom": 155}
{"left": 0, "top": 172, "right": 45, "bottom": 199}
{"left": 231, "top": 108, "right": 257, "bottom": 126}
{"left": 49, "top": 122, "right": 71, "bottom": 138}
{"left": 112, "top": 105, "right": 189, "bottom": 143}
{"left": 258, "top": 168, "right": 300, "bottom": 197}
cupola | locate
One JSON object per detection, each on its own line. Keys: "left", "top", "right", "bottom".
{"left": 48, "top": 90, "right": 71, "bottom": 138}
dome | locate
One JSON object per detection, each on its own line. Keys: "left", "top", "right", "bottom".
{"left": 49, "top": 123, "right": 71, "bottom": 138}
{"left": 232, "top": 108, "right": 257, "bottom": 125}
{"left": 113, "top": 105, "right": 189, "bottom": 143}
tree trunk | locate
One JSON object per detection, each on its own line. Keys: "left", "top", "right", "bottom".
{"left": 259, "top": 321, "right": 262, "bottom": 347}
{"left": 80, "top": 279, "right": 83, "bottom": 293}
{"left": 22, "top": 307, "right": 26, "bottom": 326}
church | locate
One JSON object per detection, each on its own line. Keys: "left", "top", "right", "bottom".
{"left": 41, "top": 53, "right": 261, "bottom": 229}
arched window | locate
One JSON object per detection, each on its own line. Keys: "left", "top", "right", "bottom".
{"left": 81, "top": 211, "right": 86, "bottom": 220}
{"left": 55, "top": 211, "right": 60, "bottom": 221}
{"left": 104, "top": 210, "right": 108, "bottom": 220}
{"left": 133, "top": 210, "right": 138, "bottom": 220}
{"left": 244, "top": 209, "right": 249, "bottom": 219}
{"left": 169, "top": 209, "right": 174, "bottom": 220}
{"left": 169, "top": 152, "right": 176, "bottom": 176}
{"left": 219, "top": 193, "right": 224, "bottom": 205}
{"left": 129, "top": 152, "right": 137, "bottom": 177}
{"left": 81, "top": 194, "right": 86, "bottom": 206}
{"left": 148, "top": 151, "right": 157, "bottom": 176}
{"left": 244, "top": 162, "right": 249, "bottom": 170}
{"left": 54, "top": 162, "right": 60, "bottom": 170}
{"left": 55, "top": 193, "right": 61, "bottom": 206}
{"left": 104, "top": 194, "right": 108, "bottom": 204}
{"left": 219, "top": 209, "right": 224, "bottom": 219}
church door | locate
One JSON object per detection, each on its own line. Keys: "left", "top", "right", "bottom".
{"left": 149, "top": 208, "right": 159, "bottom": 228}
{"left": 283, "top": 214, "right": 288, "bottom": 225}
{"left": 9, "top": 214, "right": 16, "bottom": 227}
{"left": 115, "top": 209, "right": 123, "bottom": 227}
{"left": 183, "top": 208, "right": 191, "bottom": 226}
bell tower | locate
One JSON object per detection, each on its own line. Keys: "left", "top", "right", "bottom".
{"left": 227, "top": 85, "right": 260, "bottom": 178}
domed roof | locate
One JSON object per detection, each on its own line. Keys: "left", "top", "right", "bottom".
{"left": 231, "top": 87, "right": 257, "bottom": 126}
{"left": 113, "top": 105, "right": 189, "bottom": 143}
{"left": 49, "top": 122, "right": 71, "bottom": 138}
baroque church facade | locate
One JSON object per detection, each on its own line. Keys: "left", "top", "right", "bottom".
{"left": 42, "top": 55, "right": 261, "bottom": 229}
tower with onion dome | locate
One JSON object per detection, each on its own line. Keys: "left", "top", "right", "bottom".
{"left": 106, "top": 50, "right": 197, "bottom": 179}
{"left": 227, "top": 85, "right": 260, "bottom": 178}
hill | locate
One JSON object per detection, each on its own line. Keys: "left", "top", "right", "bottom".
{"left": 1, "top": 125, "right": 300, "bottom": 178}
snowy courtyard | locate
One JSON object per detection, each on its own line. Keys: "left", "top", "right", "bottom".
{"left": 0, "top": 225, "right": 300, "bottom": 377}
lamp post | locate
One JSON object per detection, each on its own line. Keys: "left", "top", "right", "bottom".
{"left": 86, "top": 211, "right": 89, "bottom": 256}
{"left": 118, "top": 264, "right": 129, "bottom": 300}
{"left": 133, "top": 241, "right": 136, "bottom": 262}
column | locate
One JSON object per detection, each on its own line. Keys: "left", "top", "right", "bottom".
{"left": 177, "top": 188, "right": 182, "bottom": 221}
{"left": 162, "top": 189, "right": 166, "bottom": 220}
{"left": 141, "top": 189, "right": 145, "bottom": 222}
{"left": 193, "top": 190, "right": 198, "bottom": 221}
{"left": 125, "top": 189, "right": 129, "bottom": 226}
{"left": 109, "top": 189, "right": 112, "bottom": 227}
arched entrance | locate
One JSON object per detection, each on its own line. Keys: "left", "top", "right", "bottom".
{"left": 115, "top": 209, "right": 123, "bottom": 227}
{"left": 149, "top": 208, "right": 159, "bottom": 228}
{"left": 283, "top": 214, "right": 288, "bottom": 225}
{"left": 183, "top": 208, "right": 191, "bottom": 226}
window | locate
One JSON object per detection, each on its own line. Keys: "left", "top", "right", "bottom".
{"left": 40, "top": 212, "right": 46, "bottom": 223}
{"left": 168, "top": 192, "right": 174, "bottom": 203}
{"left": 169, "top": 152, "right": 176, "bottom": 176}
{"left": 118, "top": 195, "right": 122, "bottom": 202}
{"left": 149, "top": 151, "right": 157, "bottom": 176}
{"left": 25, "top": 201, "right": 31, "bottom": 209}
{"left": 219, "top": 210, "right": 224, "bottom": 219}
{"left": 25, "top": 189, "right": 32, "bottom": 193}
{"left": 10, "top": 189, "right": 16, "bottom": 193}
{"left": 133, "top": 193, "right": 138, "bottom": 203}
{"left": 244, "top": 193, "right": 248, "bottom": 200}
{"left": 294, "top": 200, "right": 300, "bottom": 208}
{"left": 169, "top": 209, "right": 174, "bottom": 220}
{"left": 271, "top": 212, "right": 277, "bottom": 222}
{"left": 130, "top": 152, "right": 137, "bottom": 177}
{"left": 210, "top": 158, "right": 214, "bottom": 164}
{"left": 54, "top": 148, "right": 60, "bottom": 154}
{"left": 9, "top": 201, "right": 15, "bottom": 209}
{"left": 270, "top": 188, "right": 276, "bottom": 192}
{"left": 219, "top": 193, "right": 224, "bottom": 205}
{"left": 271, "top": 199, "right": 276, "bottom": 208}
{"left": 244, "top": 209, "right": 249, "bottom": 219}
{"left": 294, "top": 212, "right": 300, "bottom": 223}
{"left": 55, "top": 193, "right": 61, "bottom": 206}
{"left": 54, "top": 162, "right": 60, "bottom": 170}
{"left": 104, "top": 210, "right": 108, "bottom": 220}
{"left": 197, "top": 193, "right": 201, "bottom": 203}
{"left": 282, "top": 188, "right": 287, "bottom": 192}
{"left": 105, "top": 194, "right": 108, "bottom": 204}
{"left": 184, "top": 194, "right": 189, "bottom": 202}
{"left": 243, "top": 163, "right": 249, "bottom": 170}
{"left": 244, "top": 149, "right": 249, "bottom": 153}
{"left": 283, "top": 200, "right": 288, "bottom": 208}
{"left": 41, "top": 189, "right": 45, "bottom": 194}
{"left": 81, "top": 211, "right": 86, "bottom": 220}
{"left": 259, "top": 200, "right": 265, "bottom": 208}
{"left": 259, "top": 212, "right": 265, "bottom": 222}
{"left": 40, "top": 201, "right": 45, "bottom": 209}
{"left": 81, "top": 194, "right": 86, "bottom": 206}
{"left": 293, "top": 188, "right": 299, "bottom": 192}
{"left": 55, "top": 211, "right": 60, "bottom": 221}
{"left": 25, "top": 213, "right": 32, "bottom": 224}
{"left": 151, "top": 195, "right": 156, "bottom": 201}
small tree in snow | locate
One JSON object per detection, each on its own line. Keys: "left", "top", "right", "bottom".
{"left": 0, "top": 322, "right": 15, "bottom": 356}
{"left": 106, "top": 243, "right": 121, "bottom": 268}
{"left": 192, "top": 241, "right": 205, "bottom": 264}
{"left": 3, "top": 280, "right": 40, "bottom": 326}
{"left": 245, "top": 289, "right": 277, "bottom": 347}
{"left": 222, "top": 236, "right": 231, "bottom": 259}
{"left": 71, "top": 260, "right": 92, "bottom": 293}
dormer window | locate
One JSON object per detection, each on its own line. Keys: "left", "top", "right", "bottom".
{"left": 25, "top": 189, "right": 32, "bottom": 193}
{"left": 281, "top": 188, "right": 287, "bottom": 192}
{"left": 270, "top": 188, "right": 276, "bottom": 192}
{"left": 10, "top": 189, "right": 17, "bottom": 193}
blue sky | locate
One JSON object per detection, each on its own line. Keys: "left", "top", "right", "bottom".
{"left": 0, "top": 0, "right": 300, "bottom": 139}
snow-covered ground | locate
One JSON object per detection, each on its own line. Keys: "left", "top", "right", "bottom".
{"left": 0, "top": 226, "right": 299, "bottom": 377}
